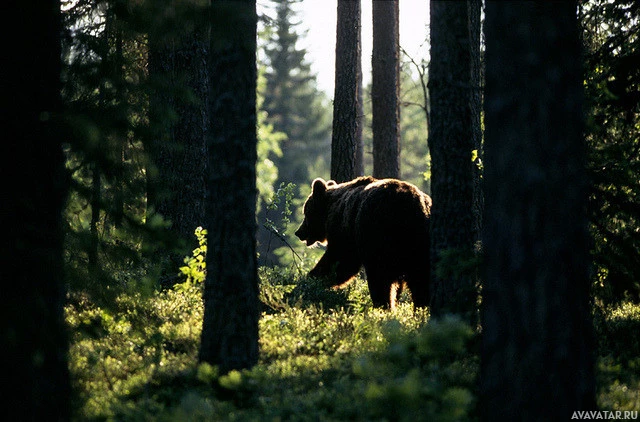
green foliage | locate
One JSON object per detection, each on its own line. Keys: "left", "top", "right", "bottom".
{"left": 353, "top": 316, "right": 477, "bottom": 422}
{"left": 67, "top": 265, "right": 482, "bottom": 420}
{"left": 66, "top": 285, "right": 204, "bottom": 419}
{"left": 261, "top": 182, "right": 316, "bottom": 270}
{"left": 67, "top": 264, "right": 640, "bottom": 420}
{"left": 265, "top": 182, "right": 297, "bottom": 237}
{"left": 580, "top": 0, "right": 640, "bottom": 303}
{"left": 594, "top": 301, "right": 640, "bottom": 411}
{"left": 259, "top": 0, "right": 332, "bottom": 187}
{"left": 61, "top": 1, "right": 288, "bottom": 301}
{"left": 61, "top": 0, "right": 178, "bottom": 303}
{"left": 178, "top": 227, "right": 207, "bottom": 288}
{"left": 256, "top": 66, "right": 286, "bottom": 214}
{"left": 256, "top": 0, "right": 332, "bottom": 267}
{"left": 361, "top": 65, "right": 432, "bottom": 193}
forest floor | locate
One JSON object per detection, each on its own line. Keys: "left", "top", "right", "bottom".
{"left": 67, "top": 268, "right": 640, "bottom": 420}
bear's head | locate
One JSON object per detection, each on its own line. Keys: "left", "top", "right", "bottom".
{"left": 295, "top": 178, "right": 334, "bottom": 246}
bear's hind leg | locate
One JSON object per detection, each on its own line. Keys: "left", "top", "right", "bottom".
{"left": 365, "top": 274, "right": 393, "bottom": 309}
{"left": 405, "top": 271, "right": 429, "bottom": 308}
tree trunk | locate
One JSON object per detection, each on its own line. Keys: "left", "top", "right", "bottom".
{"left": 372, "top": 0, "right": 400, "bottom": 179}
{"left": 355, "top": 57, "right": 365, "bottom": 177}
{"left": 481, "top": 2, "right": 596, "bottom": 419}
{"left": 2, "top": 2, "right": 70, "bottom": 419}
{"left": 331, "top": 0, "right": 361, "bottom": 183}
{"left": 147, "top": 2, "right": 209, "bottom": 273}
{"left": 199, "top": 0, "right": 259, "bottom": 373}
{"left": 468, "top": 0, "right": 483, "bottom": 243}
{"left": 428, "top": 0, "right": 476, "bottom": 323}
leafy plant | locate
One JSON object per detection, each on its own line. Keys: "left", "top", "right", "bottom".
{"left": 178, "top": 226, "right": 207, "bottom": 288}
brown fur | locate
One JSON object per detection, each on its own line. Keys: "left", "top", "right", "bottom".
{"left": 295, "top": 176, "right": 432, "bottom": 309}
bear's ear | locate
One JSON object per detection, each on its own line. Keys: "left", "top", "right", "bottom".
{"left": 326, "top": 180, "right": 337, "bottom": 187}
{"left": 312, "top": 178, "right": 327, "bottom": 196}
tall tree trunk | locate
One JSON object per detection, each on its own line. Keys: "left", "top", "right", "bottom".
{"left": 147, "top": 2, "right": 209, "bottom": 274}
{"left": 468, "top": 0, "right": 483, "bottom": 243}
{"left": 355, "top": 58, "right": 365, "bottom": 177}
{"left": 331, "top": 0, "right": 361, "bottom": 183}
{"left": 428, "top": 0, "right": 476, "bottom": 323}
{"left": 2, "top": 2, "right": 70, "bottom": 419}
{"left": 372, "top": 0, "right": 400, "bottom": 179}
{"left": 481, "top": 2, "right": 596, "bottom": 419}
{"left": 199, "top": 0, "right": 259, "bottom": 373}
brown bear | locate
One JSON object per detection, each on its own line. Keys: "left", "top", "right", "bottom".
{"left": 295, "top": 176, "right": 432, "bottom": 309}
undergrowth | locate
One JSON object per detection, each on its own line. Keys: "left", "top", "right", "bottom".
{"left": 67, "top": 265, "right": 640, "bottom": 420}
{"left": 67, "top": 265, "right": 480, "bottom": 421}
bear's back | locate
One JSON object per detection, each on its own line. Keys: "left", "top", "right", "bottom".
{"left": 356, "top": 179, "right": 431, "bottom": 266}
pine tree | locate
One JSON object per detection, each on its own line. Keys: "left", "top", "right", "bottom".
{"left": 261, "top": 0, "right": 332, "bottom": 187}
{"left": 331, "top": 0, "right": 362, "bottom": 183}
{"left": 580, "top": 0, "right": 640, "bottom": 302}
{"left": 258, "top": 0, "right": 331, "bottom": 266}
{"left": 372, "top": 0, "right": 400, "bottom": 179}
{"left": 62, "top": 0, "right": 155, "bottom": 300}
{"left": 3, "top": 2, "right": 70, "bottom": 418}
{"left": 147, "top": 1, "right": 209, "bottom": 279}
{"left": 199, "top": 0, "right": 260, "bottom": 373}
{"left": 428, "top": 0, "right": 476, "bottom": 322}
{"left": 481, "top": 2, "right": 595, "bottom": 418}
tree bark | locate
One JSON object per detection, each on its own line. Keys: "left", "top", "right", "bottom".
{"left": 331, "top": 0, "right": 361, "bottom": 183}
{"left": 468, "top": 0, "right": 483, "bottom": 243}
{"left": 428, "top": 0, "right": 476, "bottom": 323}
{"left": 1, "top": 2, "right": 70, "bottom": 419}
{"left": 199, "top": 0, "right": 259, "bottom": 373}
{"left": 481, "top": 2, "right": 596, "bottom": 419}
{"left": 147, "top": 2, "right": 209, "bottom": 272}
{"left": 372, "top": 0, "right": 400, "bottom": 179}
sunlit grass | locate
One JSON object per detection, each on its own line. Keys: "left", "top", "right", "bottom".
{"left": 67, "top": 268, "right": 640, "bottom": 420}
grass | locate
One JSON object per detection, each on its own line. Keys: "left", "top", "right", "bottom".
{"left": 66, "top": 267, "right": 640, "bottom": 420}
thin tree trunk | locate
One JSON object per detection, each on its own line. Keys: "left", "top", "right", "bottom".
{"left": 468, "top": 0, "right": 483, "bottom": 243}
{"left": 372, "top": 0, "right": 400, "bottom": 179}
{"left": 355, "top": 55, "right": 364, "bottom": 177}
{"left": 481, "top": 2, "right": 596, "bottom": 419}
{"left": 428, "top": 0, "right": 476, "bottom": 323}
{"left": 331, "top": 0, "right": 361, "bottom": 183}
{"left": 199, "top": 0, "right": 259, "bottom": 373}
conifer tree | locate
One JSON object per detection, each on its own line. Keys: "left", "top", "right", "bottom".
{"left": 262, "top": 0, "right": 332, "bottom": 187}
{"left": 331, "top": 0, "right": 362, "bottom": 183}
{"left": 580, "top": 0, "right": 640, "bottom": 302}
{"left": 199, "top": 0, "right": 260, "bottom": 372}
{"left": 481, "top": 2, "right": 595, "bottom": 418}
{"left": 147, "top": 1, "right": 209, "bottom": 278}
{"left": 61, "top": 0, "right": 156, "bottom": 299}
{"left": 428, "top": 0, "right": 476, "bottom": 322}
{"left": 3, "top": 2, "right": 70, "bottom": 419}
{"left": 372, "top": 0, "right": 400, "bottom": 179}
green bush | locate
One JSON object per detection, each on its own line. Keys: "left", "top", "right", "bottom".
{"left": 67, "top": 265, "right": 484, "bottom": 420}
{"left": 67, "top": 268, "right": 640, "bottom": 420}
{"left": 594, "top": 301, "right": 640, "bottom": 412}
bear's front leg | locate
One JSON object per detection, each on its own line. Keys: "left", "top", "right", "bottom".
{"left": 309, "top": 249, "right": 336, "bottom": 278}
{"left": 332, "top": 259, "right": 361, "bottom": 288}
{"left": 309, "top": 249, "right": 360, "bottom": 288}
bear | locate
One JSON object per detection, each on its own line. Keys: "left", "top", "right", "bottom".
{"left": 295, "top": 176, "right": 432, "bottom": 309}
